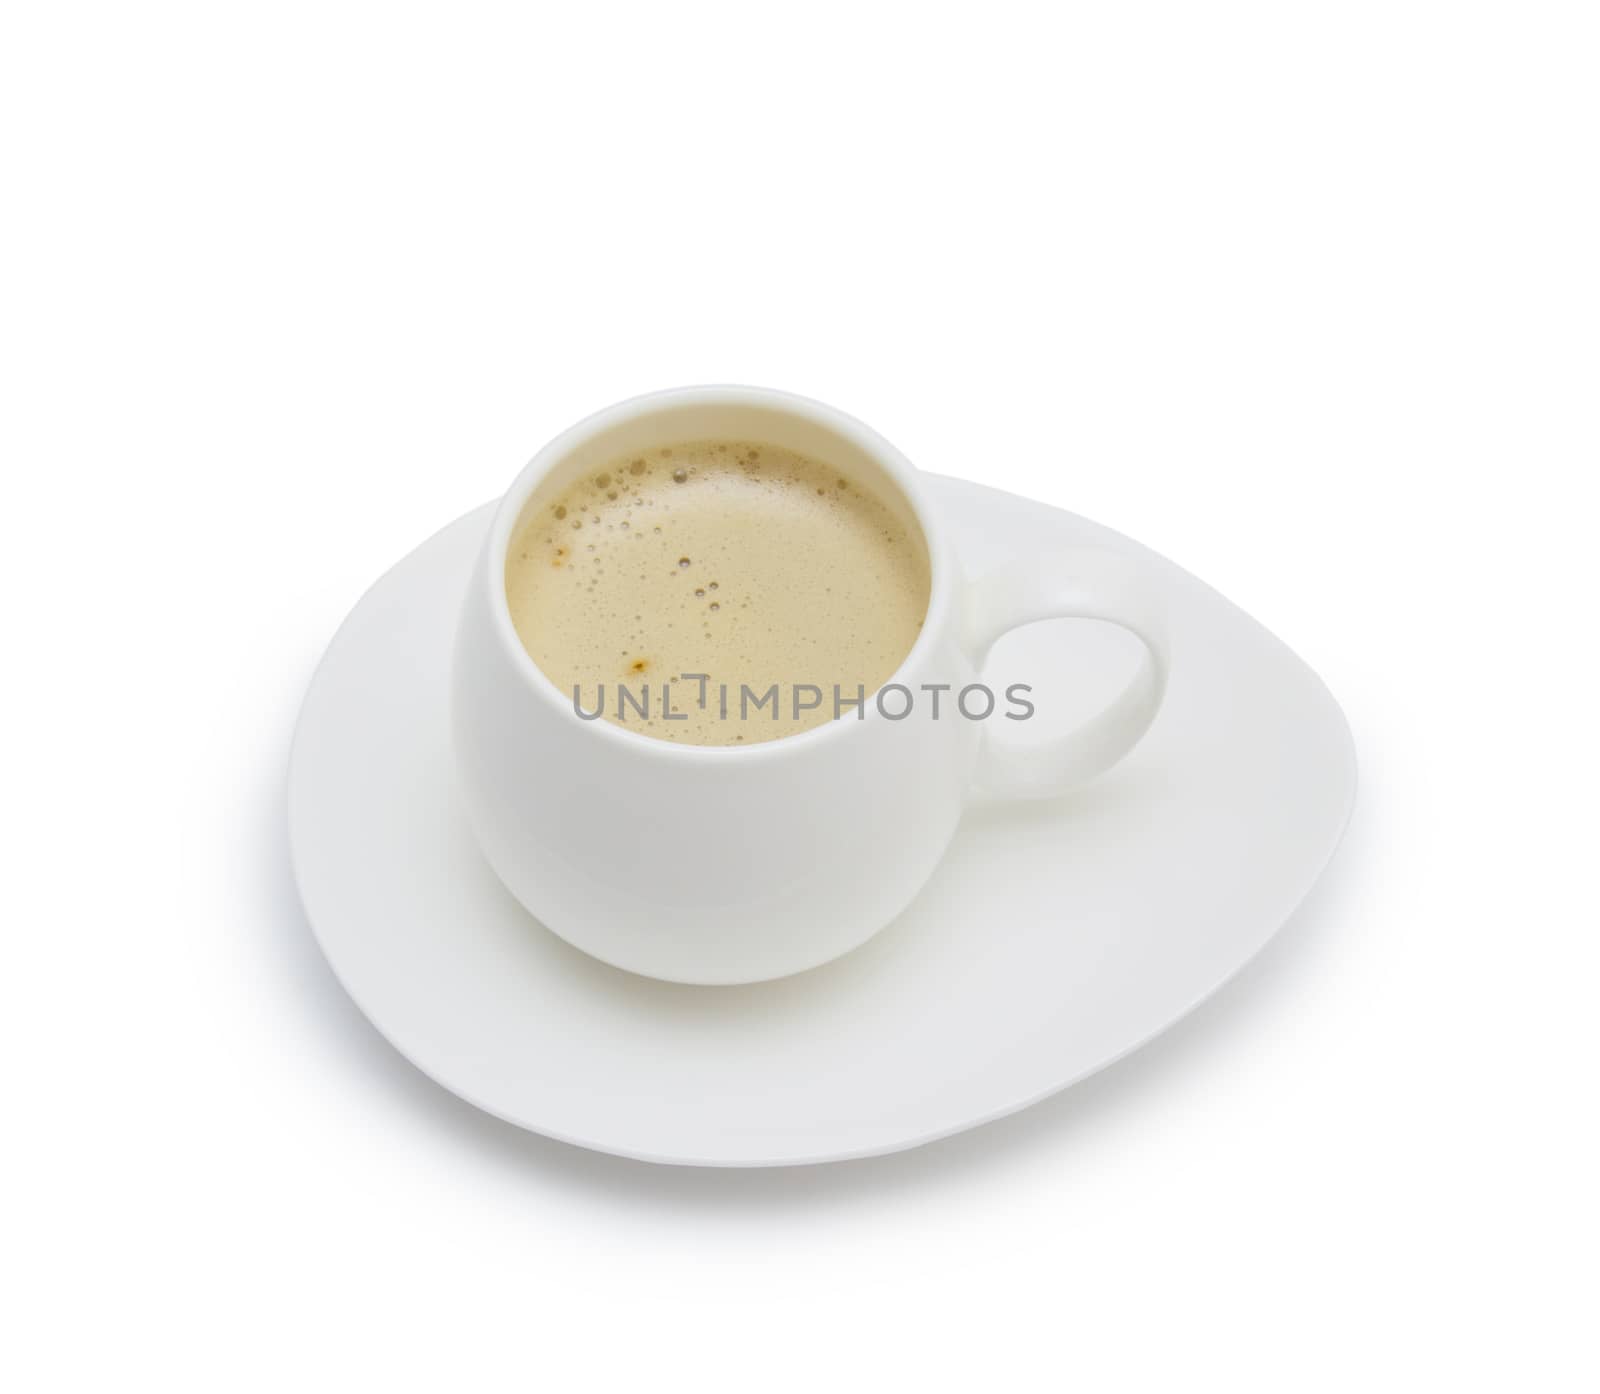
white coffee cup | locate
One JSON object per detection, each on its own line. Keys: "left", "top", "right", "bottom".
{"left": 452, "top": 386, "right": 1168, "bottom": 984}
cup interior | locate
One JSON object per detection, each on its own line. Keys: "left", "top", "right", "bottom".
{"left": 486, "top": 388, "right": 945, "bottom": 753}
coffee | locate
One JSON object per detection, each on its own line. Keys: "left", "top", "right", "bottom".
{"left": 505, "top": 439, "right": 931, "bottom": 744}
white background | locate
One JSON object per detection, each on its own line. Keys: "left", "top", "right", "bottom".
{"left": 4, "top": 2, "right": 1596, "bottom": 1389}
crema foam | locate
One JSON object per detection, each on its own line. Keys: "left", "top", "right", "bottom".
{"left": 505, "top": 439, "right": 930, "bottom": 744}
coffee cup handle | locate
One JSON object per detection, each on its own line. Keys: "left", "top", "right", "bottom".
{"left": 963, "top": 549, "right": 1169, "bottom": 799}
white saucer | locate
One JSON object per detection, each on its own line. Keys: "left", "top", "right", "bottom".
{"left": 289, "top": 477, "right": 1355, "bottom": 1166}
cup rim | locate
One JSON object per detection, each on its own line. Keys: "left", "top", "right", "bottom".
{"left": 482, "top": 384, "right": 953, "bottom": 761}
